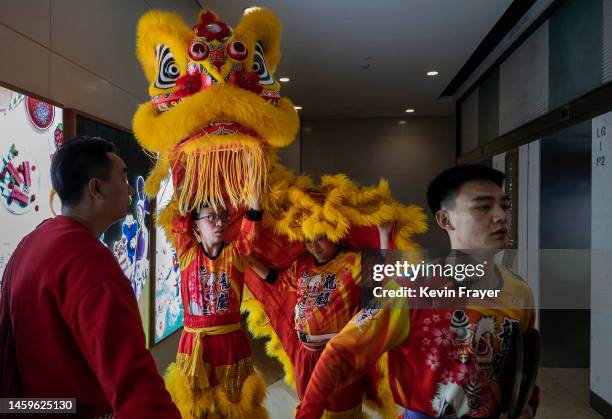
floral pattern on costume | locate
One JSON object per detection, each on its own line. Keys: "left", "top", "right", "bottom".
{"left": 413, "top": 309, "right": 520, "bottom": 418}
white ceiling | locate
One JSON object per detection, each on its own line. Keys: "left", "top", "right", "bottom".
{"left": 198, "top": 0, "right": 513, "bottom": 120}
{"left": 0, "top": 0, "right": 512, "bottom": 126}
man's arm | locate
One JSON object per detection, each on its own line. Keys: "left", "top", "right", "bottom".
{"left": 248, "top": 254, "right": 298, "bottom": 290}
{"left": 234, "top": 189, "right": 263, "bottom": 256}
{"left": 296, "top": 303, "right": 410, "bottom": 418}
{"left": 502, "top": 282, "right": 539, "bottom": 418}
{"left": 248, "top": 254, "right": 279, "bottom": 285}
{"left": 70, "top": 274, "right": 180, "bottom": 418}
{"left": 170, "top": 211, "right": 197, "bottom": 267}
{"left": 377, "top": 221, "right": 394, "bottom": 250}
{"left": 353, "top": 221, "right": 395, "bottom": 288}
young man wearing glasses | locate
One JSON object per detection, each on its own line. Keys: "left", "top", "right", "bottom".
{"left": 164, "top": 197, "right": 268, "bottom": 418}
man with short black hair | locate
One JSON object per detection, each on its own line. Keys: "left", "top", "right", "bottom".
{"left": 0, "top": 136, "right": 180, "bottom": 418}
{"left": 427, "top": 164, "right": 509, "bottom": 250}
{"left": 426, "top": 164, "right": 505, "bottom": 215}
{"left": 296, "top": 164, "right": 538, "bottom": 419}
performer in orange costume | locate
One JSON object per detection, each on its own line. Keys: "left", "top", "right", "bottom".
{"left": 296, "top": 166, "right": 540, "bottom": 419}
{"left": 164, "top": 190, "right": 269, "bottom": 418}
{"left": 250, "top": 222, "right": 394, "bottom": 417}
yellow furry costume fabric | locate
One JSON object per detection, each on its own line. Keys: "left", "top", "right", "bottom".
{"left": 165, "top": 362, "right": 267, "bottom": 419}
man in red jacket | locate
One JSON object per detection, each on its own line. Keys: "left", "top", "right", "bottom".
{"left": 0, "top": 137, "right": 180, "bottom": 418}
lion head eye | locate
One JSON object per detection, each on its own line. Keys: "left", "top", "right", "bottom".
{"left": 155, "top": 44, "right": 180, "bottom": 88}
{"left": 252, "top": 41, "right": 273, "bottom": 85}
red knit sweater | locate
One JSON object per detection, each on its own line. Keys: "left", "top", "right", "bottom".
{"left": 1, "top": 216, "right": 180, "bottom": 418}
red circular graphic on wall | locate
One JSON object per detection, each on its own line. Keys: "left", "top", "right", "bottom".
{"left": 26, "top": 97, "right": 54, "bottom": 130}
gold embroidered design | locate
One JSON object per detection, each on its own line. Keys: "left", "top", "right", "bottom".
{"left": 214, "top": 358, "right": 255, "bottom": 402}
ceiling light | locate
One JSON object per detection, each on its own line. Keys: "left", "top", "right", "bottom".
{"left": 294, "top": 106, "right": 302, "bottom": 110}
{"left": 426, "top": 71, "right": 439, "bottom": 76}
{"left": 405, "top": 108, "right": 415, "bottom": 113}
{"left": 279, "top": 77, "right": 290, "bottom": 83}
{"left": 398, "top": 120, "right": 407, "bottom": 125}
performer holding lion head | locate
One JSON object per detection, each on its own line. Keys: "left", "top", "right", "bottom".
{"left": 133, "top": 7, "right": 427, "bottom": 418}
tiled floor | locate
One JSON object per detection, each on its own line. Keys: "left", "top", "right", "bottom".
{"left": 251, "top": 333, "right": 605, "bottom": 419}
{"left": 537, "top": 368, "right": 604, "bottom": 419}
{"left": 249, "top": 334, "right": 299, "bottom": 418}
{"left": 265, "top": 380, "right": 298, "bottom": 419}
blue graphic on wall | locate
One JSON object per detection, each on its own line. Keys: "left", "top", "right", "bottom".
{"left": 111, "top": 176, "right": 150, "bottom": 299}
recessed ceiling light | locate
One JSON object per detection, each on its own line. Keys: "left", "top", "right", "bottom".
{"left": 279, "top": 77, "right": 290, "bottom": 83}
{"left": 405, "top": 108, "right": 415, "bottom": 113}
{"left": 426, "top": 71, "right": 439, "bottom": 76}
{"left": 398, "top": 120, "right": 407, "bottom": 125}
{"left": 294, "top": 106, "right": 302, "bottom": 110}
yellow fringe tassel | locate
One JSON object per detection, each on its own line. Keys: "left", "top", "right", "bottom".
{"left": 176, "top": 141, "right": 268, "bottom": 214}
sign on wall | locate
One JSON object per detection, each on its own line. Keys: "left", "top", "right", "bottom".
{"left": 591, "top": 110, "right": 612, "bottom": 403}
{"left": 0, "top": 86, "right": 63, "bottom": 280}
{"left": 154, "top": 173, "right": 184, "bottom": 344}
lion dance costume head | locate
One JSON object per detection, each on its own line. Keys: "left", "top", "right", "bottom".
{"left": 134, "top": 6, "right": 426, "bottom": 249}
{"left": 134, "top": 7, "right": 298, "bottom": 214}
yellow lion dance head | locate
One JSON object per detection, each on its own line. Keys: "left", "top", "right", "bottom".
{"left": 134, "top": 8, "right": 298, "bottom": 213}
{"left": 134, "top": 7, "right": 426, "bottom": 250}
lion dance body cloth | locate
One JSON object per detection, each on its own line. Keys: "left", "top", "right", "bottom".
{"left": 133, "top": 6, "right": 427, "bottom": 419}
